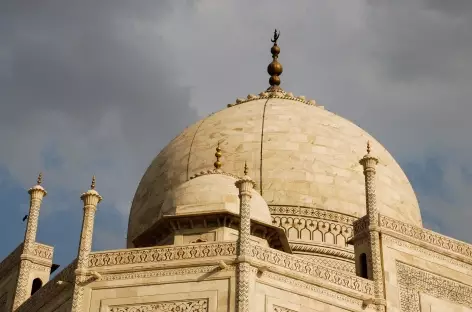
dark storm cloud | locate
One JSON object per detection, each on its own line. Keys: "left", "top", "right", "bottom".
{"left": 1, "top": 0, "right": 472, "bottom": 258}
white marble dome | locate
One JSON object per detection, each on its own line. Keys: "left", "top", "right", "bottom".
{"left": 127, "top": 94, "right": 422, "bottom": 246}
{"left": 158, "top": 172, "right": 272, "bottom": 224}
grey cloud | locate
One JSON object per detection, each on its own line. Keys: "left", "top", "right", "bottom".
{"left": 1, "top": 0, "right": 472, "bottom": 255}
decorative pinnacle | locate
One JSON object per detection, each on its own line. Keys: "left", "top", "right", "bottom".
{"left": 91, "top": 175, "right": 96, "bottom": 190}
{"left": 367, "top": 141, "right": 371, "bottom": 154}
{"left": 244, "top": 161, "right": 249, "bottom": 176}
{"left": 37, "top": 172, "right": 43, "bottom": 185}
{"left": 214, "top": 142, "right": 222, "bottom": 170}
{"left": 267, "top": 29, "right": 283, "bottom": 92}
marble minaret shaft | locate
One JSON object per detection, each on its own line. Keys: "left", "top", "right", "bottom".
{"left": 235, "top": 162, "right": 255, "bottom": 312}
{"left": 12, "top": 173, "right": 47, "bottom": 310}
{"left": 359, "top": 142, "right": 386, "bottom": 312}
{"left": 71, "top": 176, "right": 102, "bottom": 312}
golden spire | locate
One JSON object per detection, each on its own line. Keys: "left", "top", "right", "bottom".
{"left": 214, "top": 143, "right": 222, "bottom": 170}
{"left": 37, "top": 172, "right": 43, "bottom": 185}
{"left": 267, "top": 29, "right": 283, "bottom": 92}
{"left": 91, "top": 175, "right": 96, "bottom": 190}
{"left": 244, "top": 161, "right": 249, "bottom": 176}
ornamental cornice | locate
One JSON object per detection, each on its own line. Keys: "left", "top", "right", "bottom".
{"left": 380, "top": 215, "right": 472, "bottom": 262}
{"left": 227, "top": 91, "right": 321, "bottom": 109}
{"left": 269, "top": 205, "right": 357, "bottom": 225}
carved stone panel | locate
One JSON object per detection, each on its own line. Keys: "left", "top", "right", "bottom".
{"left": 397, "top": 261, "right": 472, "bottom": 312}
{"left": 109, "top": 299, "right": 208, "bottom": 312}
{"left": 273, "top": 306, "right": 297, "bottom": 312}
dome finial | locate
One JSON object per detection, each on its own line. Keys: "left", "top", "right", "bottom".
{"left": 91, "top": 175, "right": 96, "bottom": 190}
{"left": 214, "top": 142, "right": 222, "bottom": 170}
{"left": 267, "top": 29, "right": 283, "bottom": 92}
{"left": 37, "top": 172, "right": 43, "bottom": 185}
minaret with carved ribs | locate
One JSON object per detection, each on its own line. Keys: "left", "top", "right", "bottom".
{"left": 235, "top": 162, "right": 255, "bottom": 312}
{"left": 359, "top": 142, "right": 386, "bottom": 311}
{"left": 71, "top": 176, "right": 102, "bottom": 312}
{"left": 12, "top": 173, "right": 48, "bottom": 310}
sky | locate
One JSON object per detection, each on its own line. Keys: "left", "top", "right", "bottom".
{"left": 1, "top": 0, "right": 472, "bottom": 270}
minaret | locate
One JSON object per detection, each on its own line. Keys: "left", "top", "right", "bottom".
{"left": 235, "top": 162, "right": 256, "bottom": 312}
{"left": 360, "top": 141, "right": 379, "bottom": 224}
{"left": 358, "top": 142, "right": 386, "bottom": 311}
{"left": 266, "top": 29, "right": 283, "bottom": 93}
{"left": 12, "top": 173, "right": 48, "bottom": 310}
{"left": 71, "top": 176, "right": 102, "bottom": 312}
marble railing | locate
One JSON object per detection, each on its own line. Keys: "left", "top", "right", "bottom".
{"left": 88, "top": 240, "right": 373, "bottom": 296}
{"left": 380, "top": 215, "right": 472, "bottom": 260}
{"left": 88, "top": 242, "right": 237, "bottom": 268}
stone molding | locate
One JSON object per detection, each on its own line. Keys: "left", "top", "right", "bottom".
{"left": 108, "top": 299, "right": 208, "bottom": 312}
{"left": 269, "top": 205, "right": 357, "bottom": 225}
{"left": 289, "top": 243, "right": 354, "bottom": 260}
{"left": 397, "top": 261, "right": 472, "bottom": 312}
{"left": 227, "top": 91, "right": 319, "bottom": 108}
{"left": 100, "top": 265, "right": 235, "bottom": 282}
{"left": 380, "top": 215, "right": 472, "bottom": 262}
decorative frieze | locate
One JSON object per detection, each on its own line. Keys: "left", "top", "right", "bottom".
{"left": 269, "top": 206, "right": 357, "bottom": 225}
{"left": 397, "top": 261, "right": 472, "bottom": 312}
{"left": 32, "top": 243, "right": 54, "bottom": 261}
{"left": 290, "top": 243, "right": 354, "bottom": 260}
{"left": 294, "top": 254, "right": 355, "bottom": 274}
{"left": 109, "top": 299, "right": 208, "bottom": 312}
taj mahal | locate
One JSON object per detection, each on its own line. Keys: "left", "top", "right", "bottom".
{"left": 1, "top": 30, "right": 472, "bottom": 312}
